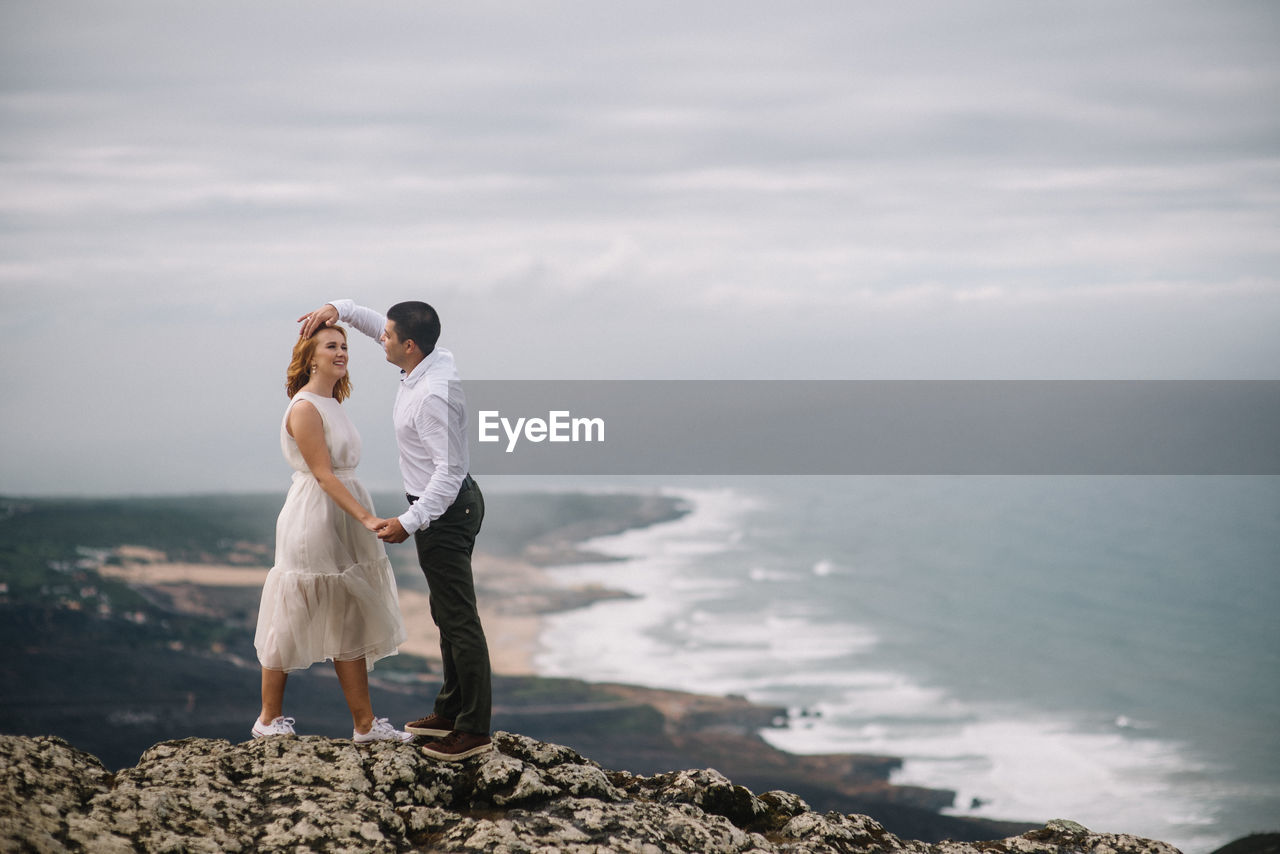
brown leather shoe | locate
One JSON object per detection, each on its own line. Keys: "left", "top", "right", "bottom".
{"left": 404, "top": 714, "right": 455, "bottom": 737}
{"left": 419, "top": 730, "right": 493, "bottom": 761}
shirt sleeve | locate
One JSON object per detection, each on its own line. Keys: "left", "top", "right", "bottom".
{"left": 397, "top": 389, "right": 467, "bottom": 533}
{"left": 329, "top": 299, "right": 387, "bottom": 343}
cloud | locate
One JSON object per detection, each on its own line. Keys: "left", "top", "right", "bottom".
{"left": 1, "top": 1, "right": 1278, "bottom": 493}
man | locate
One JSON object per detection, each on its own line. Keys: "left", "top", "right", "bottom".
{"left": 299, "top": 300, "right": 493, "bottom": 761}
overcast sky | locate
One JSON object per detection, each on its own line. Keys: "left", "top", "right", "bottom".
{"left": 2, "top": 2, "right": 1278, "bottom": 495}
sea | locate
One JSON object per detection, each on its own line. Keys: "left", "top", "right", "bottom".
{"left": 513, "top": 475, "right": 1279, "bottom": 854}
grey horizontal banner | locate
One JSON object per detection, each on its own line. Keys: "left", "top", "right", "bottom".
{"left": 462, "top": 381, "right": 1280, "bottom": 475}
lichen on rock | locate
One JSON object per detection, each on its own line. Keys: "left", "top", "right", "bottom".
{"left": 0, "top": 732, "right": 1185, "bottom": 854}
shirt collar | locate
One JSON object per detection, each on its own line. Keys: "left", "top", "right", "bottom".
{"left": 400, "top": 348, "right": 441, "bottom": 386}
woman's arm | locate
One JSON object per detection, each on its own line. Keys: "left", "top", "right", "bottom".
{"left": 287, "top": 400, "right": 380, "bottom": 533}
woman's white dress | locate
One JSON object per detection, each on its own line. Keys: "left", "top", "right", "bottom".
{"left": 254, "top": 391, "right": 406, "bottom": 672}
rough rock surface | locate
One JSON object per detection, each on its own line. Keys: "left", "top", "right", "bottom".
{"left": 0, "top": 732, "right": 1182, "bottom": 854}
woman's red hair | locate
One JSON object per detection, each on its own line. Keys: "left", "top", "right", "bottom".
{"left": 286, "top": 326, "right": 352, "bottom": 402}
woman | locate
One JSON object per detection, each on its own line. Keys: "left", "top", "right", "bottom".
{"left": 252, "top": 324, "right": 411, "bottom": 743}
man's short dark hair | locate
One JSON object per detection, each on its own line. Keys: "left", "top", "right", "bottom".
{"left": 387, "top": 301, "right": 441, "bottom": 355}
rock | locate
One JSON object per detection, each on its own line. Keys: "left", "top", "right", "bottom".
{"left": 0, "top": 735, "right": 116, "bottom": 854}
{"left": 0, "top": 732, "right": 1184, "bottom": 854}
{"left": 1209, "top": 835, "right": 1280, "bottom": 854}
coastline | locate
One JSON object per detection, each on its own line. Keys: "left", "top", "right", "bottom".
{"left": 95, "top": 554, "right": 550, "bottom": 676}
{"left": 396, "top": 551, "right": 567, "bottom": 676}
{"left": 1, "top": 489, "right": 1036, "bottom": 843}
{"left": 5, "top": 487, "right": 1276, "bottom": 850}
{"left": 93, "top": 488, "right": 686, "bottom": 678}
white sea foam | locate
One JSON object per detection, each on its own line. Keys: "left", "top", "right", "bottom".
{"left": 537, "top": 486, "right": 881, "bottom": 688}
{"left": 529, "top": 480, "right": 1268, "bottom": 854}
{"left": 748, "top": 565, "right": 795, "bottom": 582}
{"left": 773, "top": 705, "right": 1229, "bottom": 854}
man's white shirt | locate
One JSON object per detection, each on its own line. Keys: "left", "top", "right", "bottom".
{"left": 329, "top": 299, "right": 470, "bottom": 534}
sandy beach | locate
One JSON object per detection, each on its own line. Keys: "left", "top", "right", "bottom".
{"left": 5, "top": 491, "right": 1045, "bottom": 845}
{"left": 91, "top": 491, "right": 686, "bottom": 678}
{"left": 98, "top": 551, "right": 550, "bottom": 675}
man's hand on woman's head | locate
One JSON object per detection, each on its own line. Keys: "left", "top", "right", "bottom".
{"left": 297, "top": 304, "right": 339, "bottom": 338}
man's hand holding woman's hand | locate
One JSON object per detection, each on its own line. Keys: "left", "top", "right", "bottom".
{"left": 363, "top": 515, "right": 409, "bottom": 543}
{"left": 298, "top": 304, "right": 339, "bottom": 338}
{"left": 375, "top": 517, "right": 410, "bottom": 544}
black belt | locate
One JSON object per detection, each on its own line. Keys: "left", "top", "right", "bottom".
{"left": 406, "top": 473, "right": 473, "bottom": 505}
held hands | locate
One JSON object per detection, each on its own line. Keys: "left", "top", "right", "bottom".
{"left": 375, "top": 517, "right": 410, "bottom": 543}
{"left": 362, "top": 514, "right": 408, "bottom": 542}
{"left": 297, "top": 304, "right": 339, "bottom": 338}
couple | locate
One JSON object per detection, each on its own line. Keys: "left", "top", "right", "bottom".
{"left": 251, "top": 298, "right": 493, "bottom": 762}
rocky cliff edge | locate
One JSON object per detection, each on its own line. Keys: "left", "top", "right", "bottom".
{"left": 0, "top": 732, "right": 1179, "bottom": 854}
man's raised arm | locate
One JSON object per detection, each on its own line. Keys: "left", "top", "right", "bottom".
{"left": 298, "top": 300, "right": 386, "bottom": 342}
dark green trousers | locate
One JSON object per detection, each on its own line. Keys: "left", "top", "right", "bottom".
{"left": 409, "top": 476, "right": 491, "bottom": 734}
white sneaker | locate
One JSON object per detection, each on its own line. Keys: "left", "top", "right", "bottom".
{"left": 354, "top": 717, "right": 413, "bottom": 744}
{"left": 252, "top": 716, "right": 297, "bottom": 738}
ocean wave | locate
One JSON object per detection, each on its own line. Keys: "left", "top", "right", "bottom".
{"left": 528, "top": 477, "right": 1279, "bottom": 854}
